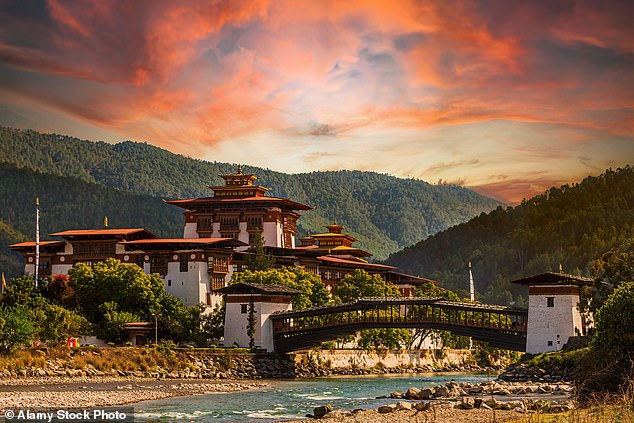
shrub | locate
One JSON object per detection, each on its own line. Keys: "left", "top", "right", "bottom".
{"left": 592, "top": 283, "right": 634, "bottom": 361}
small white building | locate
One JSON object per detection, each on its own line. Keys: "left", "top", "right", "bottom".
{"left": 216, "top": 282, "right": 303, "bottom": 351}
{"left": 513, "top": 272, "right": 593, "bottom": 354}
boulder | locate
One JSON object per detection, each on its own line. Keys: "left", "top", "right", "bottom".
{"left": 483, "top": 398, "right": 497, "bottom": 409}
{"left": 459, "top": 397, "right": 475, "bottom": 409}
{"left": 390, "top": 391, "right": 404, "bottom": 399}
{"left": 322, "top": 410, "right": 352, "bottom": 419}
{"left": 406, "top": 387, "right": 421, "bottom": 399}
{"left": 419, "top": 388, "right": 434, "bottom": 399}
{"left": 474, "top": 398, "right": 483, "bottom": 408}
{"left": 313, "top": 404, "right": 333, "bottom": 418}
{"left": 433, "top": 386, "right": 450, "bottom": 397}
{"left": 480, "top": 403, "right": 492, "bottom": 410}
{"left": 378, "top": 404, "right": 398, "bottom": 414}
{"left": 414, "top": 401, "right": 429, "bottom": 411}
{"left": 396, "top": 401, "right": 413, "bottom": 411}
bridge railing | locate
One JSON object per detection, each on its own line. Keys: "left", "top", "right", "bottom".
{"left": 271, "top": 297, "right": 528, "bottom": 335}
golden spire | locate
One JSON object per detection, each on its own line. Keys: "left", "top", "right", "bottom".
{"left": 104, "top": 216, "right": 109, "bottom": 229}
{"left": 36, "top": 196, "right": 39, "bottom": 207}
{"left": 236, "top": 165, "right": 242, "bottom": 174}
{"left": 468, "top": 261, "right": 472, "bottom": 269}
{"left": 333, "top": 217, "right": 337, "bottom": 225}
{"left": 559, "top": 263, "right": 563, "bottom": 273}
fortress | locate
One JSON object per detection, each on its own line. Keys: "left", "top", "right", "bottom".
{"left": 10, "top": 167, "right": 429, "bottom": 310}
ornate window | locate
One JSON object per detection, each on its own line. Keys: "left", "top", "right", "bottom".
{"left": 179, "top": 254, "right": 188, "bottom": 272}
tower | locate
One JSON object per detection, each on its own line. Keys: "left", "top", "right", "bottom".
{"left": 216, "top": 282, "right": 303, "bottom": 351}
{"left": 166, "top": 167, "right": 312, "bottom": 249}
{"left": 512, "top": 272, "right": 593, "bottom": 354}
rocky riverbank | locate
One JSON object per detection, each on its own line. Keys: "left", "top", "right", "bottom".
{"left": 295, "top": 378, "right": 576, "bottom": 422}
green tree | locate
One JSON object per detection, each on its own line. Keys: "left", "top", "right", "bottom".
{"left": 37, "top": 304, "right": 91, "bottom": 341}
{"left": 243, "top": 231, "right": 275, "bottom": 271}
{"left": 591, "top": 283, "right": 634, "bottom": 361}
{"left": 332, "top": 269, "right": 399, "bottom": 302}
{"left": 70, "top": 258, "right": 164, "bottom": 321}
{"left": 413, "top": 280, "right": 460, "bottom": 301}
{"left": 0, "top": 306, "right": 35, "bottom": 353}
{"left": 97, "top": 301, "right": 141, "bottom": 344}
{"left": 232, "top": 267, "right": 329, "bottom": 309}
{"left": 483, "top": 274, "right": 514, "bottom": 306}
{"left": 591, "top": 239, "right": 634, "bottom": 311}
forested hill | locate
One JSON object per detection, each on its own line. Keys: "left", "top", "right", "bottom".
{"left": 0, "top": 163, "right": 184, "bottom": 277}
{"left": 386, "top": 166, "right": 634, "bottom": 305}
{"left": 0, "top": 127, "right": 501, "bottom": 259}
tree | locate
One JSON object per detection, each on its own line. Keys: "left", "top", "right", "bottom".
{"left": 413, "top": 280, "right": 460, "bottom": 301}
{"left": 247, "top": 299, "right": 256, "bottom": 349}
{"left": 37, "top": 304, "right": 91, "bottom": 342}
{"left": 96, "top": 301, "right": 141, "bottom": 344}
{"left": 232, "top": 267, "right": 329, "bottom": 309}
{"left": 242, "top": 231, "right": 275, "bottom": 271}
{"left": 332, "top": 269, "right": 399, "bottom": 302}
{"left": 70, "top": 258, "right": 164, "bottom": 322}
{"left": 590, "top": 239, "right": 634, "bottom": 311}
{"left": 0, "top": 306, "right": 35, "bottom": 353}
{"left": 591, "top": 282, "right": 634, "bottom": 362}
{"left": 45, "top": 274, "right": 77, "bottom": 308}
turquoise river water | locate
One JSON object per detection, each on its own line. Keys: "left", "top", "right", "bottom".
{"left": 135, "top": 372, "right": 492, "bottom": 422}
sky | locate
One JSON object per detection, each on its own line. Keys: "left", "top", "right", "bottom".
{"left": 0, "top": 1, "right": 632, "bottom": 204}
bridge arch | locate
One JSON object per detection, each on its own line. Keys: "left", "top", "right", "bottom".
{"left": 270, "top": 298, "right": 527, "bottom": 352}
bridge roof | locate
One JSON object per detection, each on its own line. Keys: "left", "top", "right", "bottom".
{"left": 214, "top": 282, "right": 304, "bottom": 296}
{"left": 271, "top": 297, "right": 526, "bottom": 319}
{"left": 512, "top": 272, "right": 593, "bottom": 286}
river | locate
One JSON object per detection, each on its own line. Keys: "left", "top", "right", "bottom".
{"left": 135, "top": 372, "right": 493, "bottom": 422}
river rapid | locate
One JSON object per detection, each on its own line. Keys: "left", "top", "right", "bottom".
{"left": 135, "top": 372, "right": 492, "bottom": 422}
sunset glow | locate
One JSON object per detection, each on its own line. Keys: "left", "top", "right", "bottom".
{"left": 1, "top": 0, "right": 632, "bottom": 203}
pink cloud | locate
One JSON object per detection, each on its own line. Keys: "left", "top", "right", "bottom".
{"left": 0, "top": 0, "right": 632, "bottom": 203}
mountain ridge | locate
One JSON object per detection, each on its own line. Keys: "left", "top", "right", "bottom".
{"left": 0, "top": 126, "right": 501, "bottom": 260}
{"left": 386, "top": 165, "right": 634, "bottom": 304}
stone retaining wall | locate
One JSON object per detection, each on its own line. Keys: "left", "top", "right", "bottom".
{"left": 0, "top": 347, "right": 504, "bottom": 380}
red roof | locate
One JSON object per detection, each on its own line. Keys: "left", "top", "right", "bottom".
{"left": 165, "top": 196, "right": 312, "bottom": 210}
{"left": 317, "top": 255, "right": 396, "bottom": 270}
{"left": 123, "top": 237, "right": 246, "bottom": 247}
{"left": 9, "top": 241, "right": 66, "bottom": 249}
{"left": 512, "top": 272, "right": 594, "bottom": 286}
{"left": 50, "top": 228, "right": 155, "bottom": 237}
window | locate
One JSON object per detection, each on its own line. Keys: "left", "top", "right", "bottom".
{"left": 167, "top": 280, "right": 172, "bottom": 287}
{"left": 150, "top": 255, "right": 169, "bottom": 276}
{"left": 547, "top": 341, "right": 553, "bottom": 346}
{"left": 247, "top": 216, "right": 263, "bottom": 230}
{"left": 240, "top": 304, "right": 248, "bottom": 314}
{"left": 136, "top": 255, "right": 145, "bottom": 269}
{"left": 547, "top": 297, "right": 555, "bottom": 307}
{"left": 179, "top": 254, "right": 188, "bottom": 272}
{"left": 197, "top": 216, "right": 212, "bottom": 231}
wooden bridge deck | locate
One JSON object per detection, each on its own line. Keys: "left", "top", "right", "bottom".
{"left": 270, "top": 297, "right": 528, "bottom": 352}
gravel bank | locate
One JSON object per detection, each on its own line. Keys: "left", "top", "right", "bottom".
{"left": 285, "top": 407, "right": 520, "bottom": 422}
{"left": 0, "top": 378, "right": 266, "bottom": 410}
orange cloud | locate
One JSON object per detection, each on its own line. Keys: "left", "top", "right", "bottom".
{"left": 0, "top": 0, "right": 632, "bottom": 204}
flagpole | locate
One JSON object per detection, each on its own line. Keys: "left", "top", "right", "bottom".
{"left": 35, "top": 197, "right": 40, "bottom": 288}
{"left": 468, "top": 261, "right": 475, "bottom": 349}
